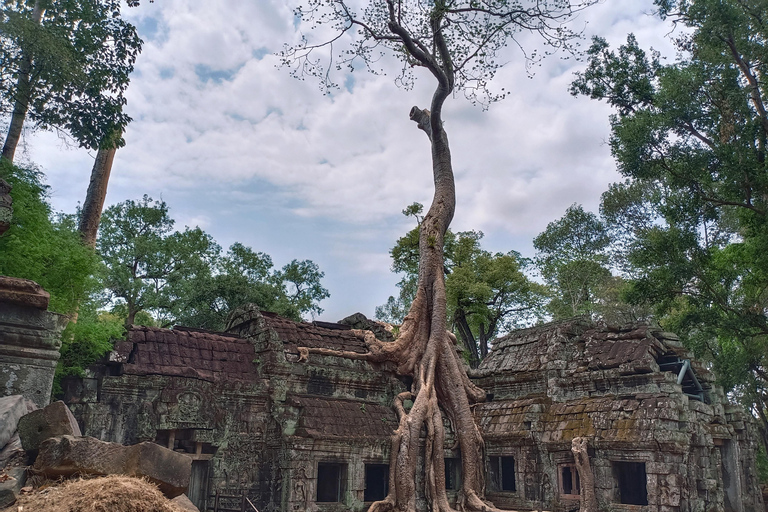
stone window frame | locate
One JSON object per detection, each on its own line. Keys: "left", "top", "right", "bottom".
{"left": 611, "top": 460, "right": 648, "bottom": 506}
{"left": 444, "top": 458, "right": 461, "bottom": 491}
{"left": 316, "top": 461, "right": 348, "bottom": 503}
{"left": 487, "top": 455, "right": 517, "bottom": 493}
{"left": 363, "top": 462, "right": 390, "bottom": 503}
{"left": 558, "top": 463, "right": 580, "bottom": 497}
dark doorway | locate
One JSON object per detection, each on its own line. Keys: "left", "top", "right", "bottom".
{"left": 316, "top": 462, "right": 346, "bottom": 502}
{"left": 188, "top": 460, "right": 210, "bottom": 510}
{"left": 364, "top": 464, "right": 389, "bottom": 502}
{"left": 444, "top": 458, "right": 461, "bottom": 490}
{"left": 613, "top": 461, "right": 648, "bottom": 505}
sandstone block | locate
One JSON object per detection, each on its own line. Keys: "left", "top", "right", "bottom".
{"left": 0, "top": 276, "right": 49, "bottom": 309}
{"left": 0, "top": 395, "right": 26, "bottom": 449}
{"left": 17, "top": 401, "right": 81, "bottom": 452}
{"left": 172, "top": 493, "right": 201, "bottom": 511}
{"left": 0, "top": 467, "right": 26, "bottom": 509}
{"left": 34, "top": 435, "right": 191, "bottom": 498}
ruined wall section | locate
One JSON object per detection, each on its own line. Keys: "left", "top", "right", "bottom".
{"left": 473, "top": 319, "right": 765, "bottom": 512}
{"left": 0, "top": 276, "right": 67, "bottom": 408}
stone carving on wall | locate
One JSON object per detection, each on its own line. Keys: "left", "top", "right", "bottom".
{"left": 293, "top": 464, "right": 308, "bottom": 505}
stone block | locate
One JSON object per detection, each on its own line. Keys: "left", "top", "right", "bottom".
{"left": 0, "top": 466, "right": 26, "bottom": 509}
{"left": 34, "top": 435, "right": 191, "bottom": 498}
{"left": 0, "top": 276, "right": 49, "bottom": 309}
{"left": 18, "top": 400, "right": 81, "bottom": 452}
{"left": 0, "top": 395, "right": 26, "bottom": 449}
{"left": 172, "top": 493, "right": 201, "bottom": 511}
{"left": 0, "top": 433, "right": 23, "bottom": 468}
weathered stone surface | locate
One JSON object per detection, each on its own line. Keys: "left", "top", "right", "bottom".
{"left": 0, "top": 276, "right": 49, "bottom": 310}
{"left": 0, "top": 395, "right": 26, "bottom": 449}
{"left": 34, "top": 435, "right": 191, "bottom": 498}
{"left": 18, "top": 401, "right": 81, "bottom": 452}
{"left": 0, "top": 433, "right": 23, "bottom": 469}
{"left": 171, "top": 493, "right": 200, "bottom": 511}
{"left": 1, "top": 278, "right": 67, "bottom": 408}
{"left": 0, "top": 466, "right": 26, "bottom": 509}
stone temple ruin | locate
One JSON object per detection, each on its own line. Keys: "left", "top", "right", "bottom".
{"left": 41, "top": 304, "right": 762, "bottom": 512}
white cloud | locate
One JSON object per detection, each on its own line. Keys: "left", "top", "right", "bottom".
{"left": 23, "top": 0, "right": 676, "bottom": 321}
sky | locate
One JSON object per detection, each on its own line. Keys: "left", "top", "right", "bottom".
{"left": 17, "top": 0, "right": 680, "bottom": 323}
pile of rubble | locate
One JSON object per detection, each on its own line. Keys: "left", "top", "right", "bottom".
{"left": 0, "top": 396, "right": 196, "bottom": 511}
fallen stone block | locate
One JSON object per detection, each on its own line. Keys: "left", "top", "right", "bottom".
{"left": 17, "top": 400, "right": 81, "bottom": 452}
{"left": 172, "top": 493, "right": 200, "bottom": 511}
{"left": 34, "top": 435, "right": 191, "bottom": 498}
{"left": 0, "top": 433, "right": 24, "bottom": 469}
{"left": 0, "top": 395, "right": 26, "bottom": 450}
{"left": 0, "top": 466, "right": 26, "bottom": 509}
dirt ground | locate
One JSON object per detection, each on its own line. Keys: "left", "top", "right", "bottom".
{"left": 1, "top": 474, "right": 188, "bottom": 512}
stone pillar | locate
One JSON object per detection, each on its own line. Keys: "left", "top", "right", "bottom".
{"left": 0, "top": 276, "right": 67, "bottom": 408}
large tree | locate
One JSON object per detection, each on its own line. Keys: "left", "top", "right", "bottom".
{"left": 97, "top": 196, "right": 219, "bottom": 327}
{"left": 283, "top": 1, "right": 596, "bottom": 510}
{"left": 533, "top": 203, "right": 612, "bottom": 319}
{"left": 0, "top": 0, "right": 141, "bottom": 162}
{"left": 572, "top": 0, "right": 768, "bottom": 454}
{"left": 170, "top": 244, "right": 330, "bottom": 330}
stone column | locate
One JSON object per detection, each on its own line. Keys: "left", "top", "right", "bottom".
{"left": 0, "top": 276, "right": 67, "bottom": 408}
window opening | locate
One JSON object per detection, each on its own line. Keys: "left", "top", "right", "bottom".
{"left": 559, "top": 465, "right": 580, "bottom": 496}
{"left": 488, "top": 456, "right": 516, "bottom": 492}
{"left": 364, "top": 464, "right": 389, "bottom": 502}
{"left": 613, "top": 461, "right": 648, "bottom": 505}
{"left": 317, "top": 462, "right": 346, "bottom": 502}
{"left": 444, "top": 458, "right": 461, "bottom": 491}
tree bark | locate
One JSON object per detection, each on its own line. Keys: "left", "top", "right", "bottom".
{"left": 571, "top": 437, "right": 598, "bottom": 512}
{"left": 2, "top": 1, "right": 45, "bottom": 163}
{"left": 79, "top": 144, "right": 118, "bottom": 247}
{"left": 454, "top": 308, "right": 481, "bottom": 368}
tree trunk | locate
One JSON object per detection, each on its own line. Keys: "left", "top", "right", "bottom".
{"left": 454, "top": 308, "right": 481, "bottom": 368}
{"left": 300, "top": 106, "right": 499, "bottom": 512}
{"left": 79, "top": 144, "right": 118, "bottom": 247}
{"left": 571, "top": 437, "right": 598, "bottom": 512}
{"left": 1, "top": 1, "right": 45, "bottom": 163}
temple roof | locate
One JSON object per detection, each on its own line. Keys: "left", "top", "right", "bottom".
{"left": 114, "top": 325, "right": 258, "bottom": 382}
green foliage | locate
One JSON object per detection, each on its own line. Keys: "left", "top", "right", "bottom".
{"left": 98, "top": 197, "right": 330, "bottom": 331}
{"left": 0, "top": 161, "right": 98, "bottom": 314}
{"left": 171, "top": 245, "right": 330, "bottom": 330}
{"left": 54, "top": 303, "right": 124, "bottom": 395}
{"left": 573, "top": 0, "right": 768, "bottom": 453}
{"left": 98, "top": 195, "right": 220, "bottom": 327}
{"left": 0, "top": 0, "right": 143, "bottom": 148}
{"left": 533, "top": 204, "right": 613, "bottom": 319}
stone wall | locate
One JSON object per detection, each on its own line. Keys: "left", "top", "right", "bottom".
{"left": 63, "top": 310, "right": 766, "bottom": 512}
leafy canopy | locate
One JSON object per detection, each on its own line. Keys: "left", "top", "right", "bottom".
{"left": 0, "top": 161, "right": 98, "bottom": 314}
{"left": 0, "top": 0, "right": 142, "bottom": 148}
